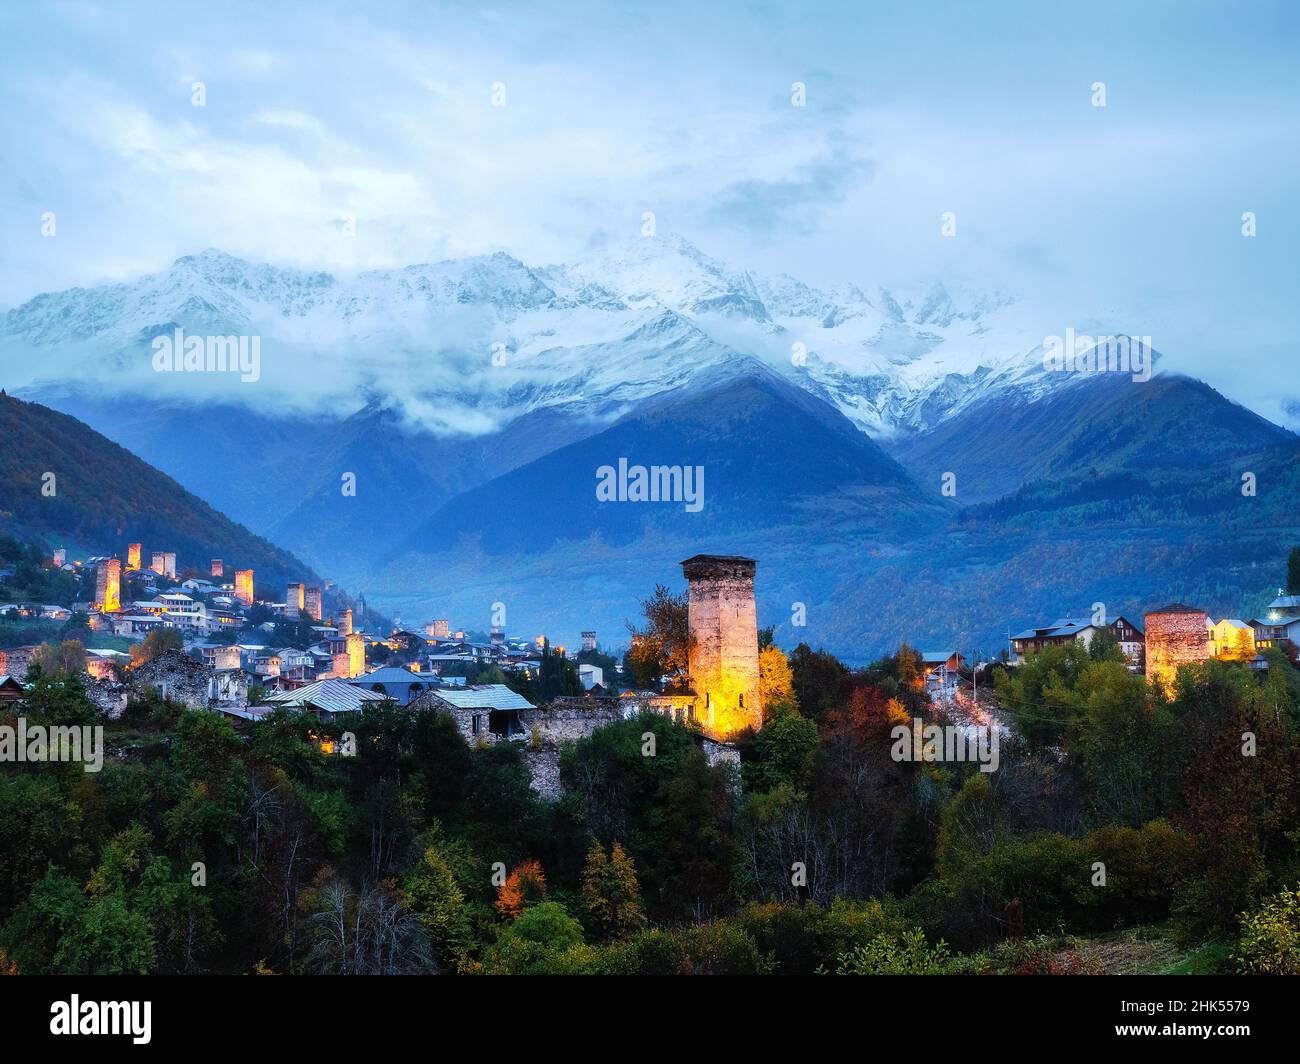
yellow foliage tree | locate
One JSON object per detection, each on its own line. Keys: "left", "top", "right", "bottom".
{"left": 758, "top": 644, "right": 797, "bottom": 714}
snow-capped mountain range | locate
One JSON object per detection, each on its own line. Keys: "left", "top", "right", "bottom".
{"left": 3, "top": 234, "right": 1114, "bottom": 440}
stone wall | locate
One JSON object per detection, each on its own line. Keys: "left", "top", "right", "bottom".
{"left": 86, "top": 677, "right": 129, "bottom": 719}
{"left": 209, "top": 669, "right": 248, "bottom": 706}
{"left": 132, "top": 649, "right": 213, "bottom": 709}
{"left": 0, "top": 646, "right": 35, "bottom": 682}
{"left": 405, "top": 690, "right": 742, "bottom": 799}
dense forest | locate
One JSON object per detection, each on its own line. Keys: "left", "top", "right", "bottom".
{"left": 2, "top": 620, "right": 1298, "bottom": 976}
{"left": 0, "top": 394, "right": 317, "bottom": 590}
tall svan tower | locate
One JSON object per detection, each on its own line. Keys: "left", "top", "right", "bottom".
{"left": 95, "top": 558, "right": 121, "bottom": 613}
{"left": 681, "top": 554, "right": 762, "bottom": 739}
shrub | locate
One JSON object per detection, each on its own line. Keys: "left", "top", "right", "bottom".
{"left": 1234, "top": 884, "right": 1300, "bottom": 975}
{"left": 830, "top": 927, "right": 953, "bottom": 975}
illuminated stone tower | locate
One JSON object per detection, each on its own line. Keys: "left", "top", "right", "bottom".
{"left": 126, "top": 543, "right": 142, "bottom": 570}
{"left": 581, "top": 630, "right": 597, "bottom": 652}
{"left": 211, "top": 559, "right": 223, "bottom": 578}
{"left": 234, "top": 569, "right": 254, "bottom": 606}
{"left": 1144, "top": 603, "right": 1210, "bottom": 695}
{"left": 95, "top": 558, "right": 121, "bottom": 613}
{"left": 346, "top": 632, "right": 365, "bottom": 678}
{"left": 286, "top": 582, "right": 304, "bottom": 617}
{"left": 304, "top": 586, "right": 323, "bottom": 621}
{"left": 339, "top": 608, "right": 353, "bottom": 636}
{"left": 150, "top": 552, "right": 166, "bottom": 576}
{"left": 681, "top": 554, "right": 762, "bottom": 739}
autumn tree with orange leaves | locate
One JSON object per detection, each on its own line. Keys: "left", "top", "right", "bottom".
{"left": 495, "top": 859, "right": 548, "bottom": 920}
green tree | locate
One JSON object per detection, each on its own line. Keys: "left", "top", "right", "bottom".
{"left": 129, "top": 627, "right": 183, "bottom": 667}
{"left": 479, "top": 901, "right": 597, "bottom": 975}
{"left": 742, "top": 704, "right": 818, "bottom": 793}
{"left": 788, "top": 643, "right": 850, "bottom": 723}
{"left": 405, "top": 843, "right": 473, "bottom": 971}
{"left": 624, "top": 585, "right": 691, "bottom": 689}
{"left": 1087, "top": 625, "right": 1122, "bottom": 662}
{"left": 30, "top": 639, "right": 86, "bottom": 679}
{"left": 581, "top": 840, "right": 646, "bottom": 941}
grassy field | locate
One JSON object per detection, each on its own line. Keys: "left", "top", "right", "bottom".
{"left": 1056, "top": 926, "right": 1231, "bottom": 975}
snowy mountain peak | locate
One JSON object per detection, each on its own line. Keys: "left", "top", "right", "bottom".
{"left": 4, "top": 234, "right": 1076, "bottom": 438}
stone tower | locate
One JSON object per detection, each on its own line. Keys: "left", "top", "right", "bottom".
{"left": 286, "top": 582, "right": 305, "bottom": 617}
{"left": 1144, "top": 603, "right": 1210, "bottom": 695}
{"left": 681, "top": 554, "right": 762, "bottom": 739}
{"left": 126, "top": 543, "right": 142, "bottom": 570}
{"left": 95, "top": 558, "right": 121, "bottom": 613}
{"left": 304, "top": 586, "right": 323, "bottom": 622}
{"left": 234, "top": 569, "right": 254, "bottom": 606}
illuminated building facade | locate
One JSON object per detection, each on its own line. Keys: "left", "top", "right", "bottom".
{"left": 234, "top": 569, "right": 254, "bottom": 606}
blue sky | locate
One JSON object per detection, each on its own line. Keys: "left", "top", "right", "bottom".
{"left": 2, "top": 0, "right": 1298, "bottom": 421}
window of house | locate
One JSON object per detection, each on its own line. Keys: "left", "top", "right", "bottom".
{"left": 471, "top": 714, "right": 480, "bottom": 735}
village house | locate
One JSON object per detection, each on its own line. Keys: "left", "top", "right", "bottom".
{"left": 1011, "top": 614, "right": 1144, "bottom": 666}
{"left": 920, "top": 650, "right": 965, "bottom": 689}
{"left": 1208, "top": 618, "right": 1256, "bottom": 659}
{"left": 408, "top": 683, "right": 537, "bottom": 742}
{"left": 0, "top": 602, "right": 71, "bottom": 620}
{"left": 346, "top": 665, "right": 444, "bottom": 707}
{"left": 0, "top": 675, "right": 25, "bottom": 706}
{"left": 113, "top": 613, "right": 168, "bottom": 639}
{"left": 260, "top": 678, "right": 390, "bottom": 718}
{"left": 578, "top": 663, "right": 605, "bottom": 691}
{"left": 1249, "top": 592, "right": 1300, "bottom": 651}
{"left": 133, "top": 649, "right": 215, "bottom": 709}
{"left": 85, "top": 648, "right": 129, "bottom": 680}
{"left": 209, "top": 668, "right": 248, "bottom": 707}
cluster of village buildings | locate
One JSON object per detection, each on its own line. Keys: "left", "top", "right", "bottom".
{"left": 917, "top": 595, "right": 1300, "bottom": 695}
{"left": 4, "top": 542, "right": 1300, "bottom": 792}
{"left": 0, "top": 541, "right": 619, "bottom": 765}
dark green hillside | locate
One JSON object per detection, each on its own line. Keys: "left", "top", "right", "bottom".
{"left": 0, "top": 392, "right": 317, "bottom": 587}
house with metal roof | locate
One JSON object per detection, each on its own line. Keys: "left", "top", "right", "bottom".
{"left": 1010, "top": 614, "right": 1144, "bottom": 666}
{"left": 1249, "top": 613, "right": 1300, "bottom": 652}
{"left": 1265, "top": 592, "right": 1300, "bottom": 618}
{"left": 411, "top": 683, "right": 536, "bottom": 742}
{"left": 261, "top": 678, "right": 392, "bottom": 717}
{"left": 919, "top": 650, "right": 964, "bottom": 687}
{"left": 346, "top": 666, "right": 444, "bottom": 706}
